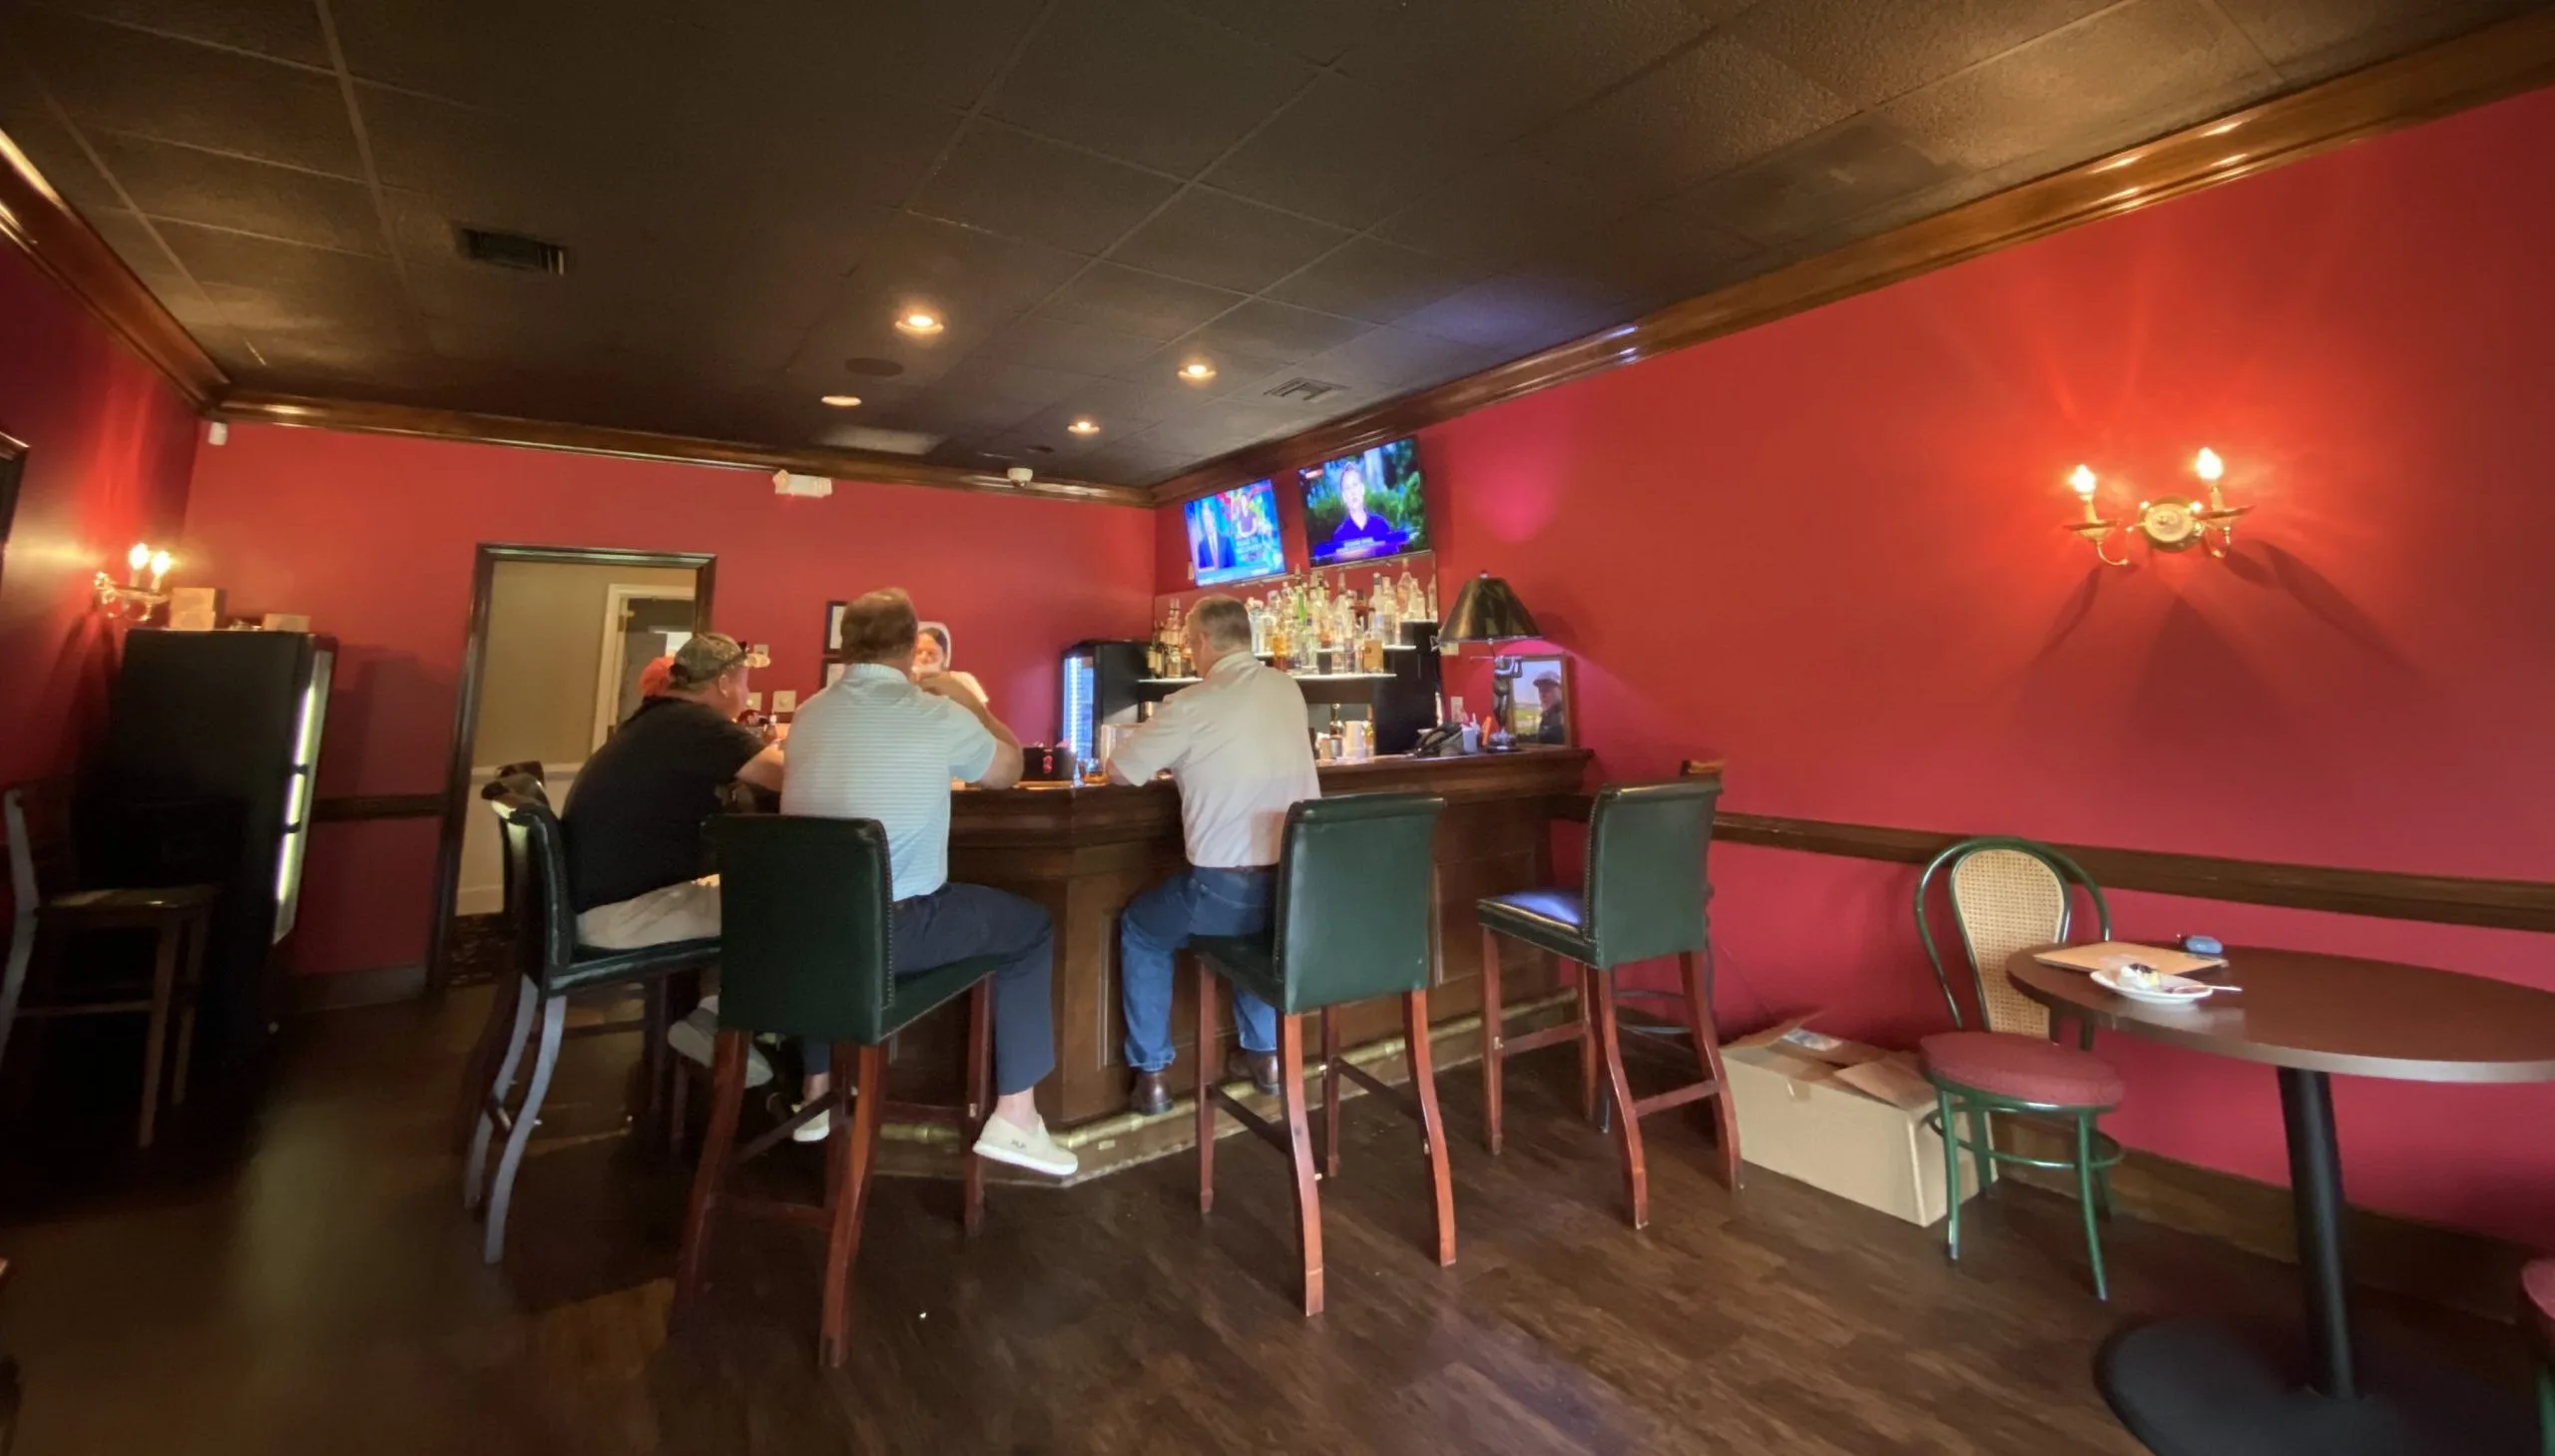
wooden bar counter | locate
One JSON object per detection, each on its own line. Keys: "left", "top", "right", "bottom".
{"left": 903, "top": 746, "right": 1592, "bottom": 1132}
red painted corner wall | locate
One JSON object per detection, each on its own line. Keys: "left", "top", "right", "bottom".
{"left": 183, "top": 425, "right": 1157, "bottom": 981}
{"left": 1156, "top": 88, "right": 2555, "bottom": 1248}
{"left": 0, "top": 243, "right": 200, "bottom": 791}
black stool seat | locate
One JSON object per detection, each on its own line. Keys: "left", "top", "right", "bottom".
{"left": 47, "top": 883, "right": 217, "bottom": 917}
{"left": 1189, "top": 933, "right": 1278, "bottom": 1006}
{"left": 1472, "top": 889, "right": 1591, "bottom": 961}
{"left": 555, "top": 936, "right": 721, "bottom": 994}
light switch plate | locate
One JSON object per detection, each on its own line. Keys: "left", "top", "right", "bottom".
{"left": 746, "top": 692, "right": 764, "bottom": 711}
{"left": 771, "top": 690, "right": 797, "bottom": 713}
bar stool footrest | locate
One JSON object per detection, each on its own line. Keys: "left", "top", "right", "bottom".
{"left": 1628, "top": 1078, "right": 1723, "bottom": 1121}
{"left": 1500, "top": 1022, "right": 1582, "bottom": 1056}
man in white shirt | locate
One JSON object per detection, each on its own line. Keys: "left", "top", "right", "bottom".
{"left": 1109, "top": 595, "right": 1321, "bottom": 1116}
{"left": 780, "top": 588, "right": 1075, "bottom": 1177}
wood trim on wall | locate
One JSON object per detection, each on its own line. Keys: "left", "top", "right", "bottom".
{"left": 217, "top": 393, "right": 1154, "bottom": 508}
{"left": 0, "top": 130, "right": 227, "bottom": 408}
{"left": 310, "top": 792, "right": 442, "bottom": 822}
{"left": 1153, "top": 10, "right": 2555, "bottom": 505}
{"left": 1714, "top": 811, "right": 2555, "bottom": 934}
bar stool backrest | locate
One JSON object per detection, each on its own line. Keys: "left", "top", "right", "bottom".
{"left": 711, "top": 813, "right": 896, "bottom": 1044}
{"left": 4, "top": 781, "right": 77, "bottom": 918}
{"left": 1272, "top": 792, "right": 1446, "bottom": 1014}
{"left": 1583, "top": 777, "right": 1721, "bottom": 970}
{"left": 1916, "top": 836, "right": 2111, "bottom": 1038}
{"left": 488, "top": 786, "right": 579, "bottom": 991}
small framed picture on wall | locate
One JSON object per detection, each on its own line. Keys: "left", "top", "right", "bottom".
{"left": 0, "top": 431, "right": 26, "bottom": 588}
{"left": 824, "top": 600, "right": 848, "bottom": 653}
{"left": 1492, "top": 653, "right": 1573, "bottom": 747}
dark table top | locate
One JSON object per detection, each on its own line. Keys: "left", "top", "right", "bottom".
{"left": 2008, "top": 945, "right": 2555, "bottom": 1084}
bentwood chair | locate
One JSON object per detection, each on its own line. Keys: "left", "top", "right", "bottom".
{"left": 1475, "top": 777, "right": 1739, "bottom": 1229}
{"left": 674, "top": 814, "right": 996, "bottom": 1366}
{"left": 462, "top": 785, "right": 720, "bottom": 1263}
{"left": 3, "top": 781, "right": 216, "bottom": 1149}
{"left": 1193, "top": 792, "right": 1454, "bottom": 1317}
{"left": 1915, "top": 835, "right": 2126, "bottom": 1300}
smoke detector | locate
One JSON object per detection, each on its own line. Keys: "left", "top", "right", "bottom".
{"left": 773, "top": 470, "right": 833, "bottom": 498}
{"left": 1005, "top": 466, "right": 1035, "bottom": 485}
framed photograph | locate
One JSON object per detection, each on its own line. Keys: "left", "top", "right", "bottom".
{"left": 0, "top": 431, "right": 25, "bottom": 589}
{"left": 824, "top": 599, "right": 847, "bottom": 653}
{"left": 823, "top": 661, "right": 846, "bottom": 689}
{"left": 1492, "top": 653, "right": 1573, "bottom": 747}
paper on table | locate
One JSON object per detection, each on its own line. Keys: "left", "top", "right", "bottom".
{"left": 2034, "top": 940, "right": 2229, "bottom": 977}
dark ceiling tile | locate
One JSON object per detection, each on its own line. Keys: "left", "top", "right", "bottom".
{"left": 0, "top": 108, "right": 122, "bottom": 212}
{"left": 1666, "top": 114, "right": 1963, "bottom": 248}
{"left": 1071, "top": 435, "right": 1196, "bottom": 486}
{"left": 1140, "top": 397, "right": 1325, "bottom": 457}
{"left": 680, "top": 0, "right": 1046, "bottom": 111}
{"left": 1263, "top": 238, "right": 1483, "bottom": 326}
{"left": 968, "top": 313, "right": 1166, "bottom": 376}
{"left": 1109, "top": 190, "right": 1348, "bottom": 294}
{"left": 13, "top": 8, "right": 361, "bottom": 174}
{"left": 82, "top": 206, "right": 194, "bottom": 294}
{"left": 1106, "top": 339, "right": 1294, "bottom": 392}
{"left": 1880, "top": 0, "right": 2274, "bottom": 173}
{"left": 651, "top": 76, "right": 963, "bottom": 214}
{"left": 1392, "top": 268, "right": 1637, "bottom": 350}
{"left": 910, "top": 123, "right": 1181, "bottom": 256}
{"left": 91, "top": 131, "right": 387, "bottom": 253}
{"left": 1175, "top": 298, "right": 1367, "bottom": 365}
{"left": 1163, "top": 0, "right": 1395, "bottom": 65}
{"left": 1037, "top": 262, "right": 1244, "bottom": 342}
{"left": 1376, "top": 150, "right": 1639, "bottom": 272}
{"left": 159, "top": 218, "right": 412, "bottom": 316}
{"left": 357, "top": 87, "right": 609, "bottom": 232}
{"left": 840, "top": 212, "right": 1090, "bottom": 317}
{"left": 1523, "top": 34, "right": 1855, "bottom": 206}
{"left": 1335, "top": 0, "right": 1708, "bottom": 145}
{"left": 24, "top": 0, "right": 332, "bottom": 66}
{"left": 2214, "top": 0, "right": 2536, "bottom": 78}
{"left": 1528, "top": 198, "right": 1759, "bottom": 313}
{"left": 1288, "top": 326, "right": 1508, "bottom": 391}
{"left": 332, "top": 0, "right": 685, "bottom": 116}
{"left": 988, "top": 0, "right": 1315, "bottom": 178}
{"left": 1204, "top": 75, "right": 1481, "bottom": 231}
{"left": 1728, "top": 0, "right": 2116, "bottom": 109}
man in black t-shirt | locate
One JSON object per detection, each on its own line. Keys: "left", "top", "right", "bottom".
{"left": 562, "top": 633, "right": 784, "bottom": 949}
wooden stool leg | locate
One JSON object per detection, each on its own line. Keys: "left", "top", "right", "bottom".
{"left": 1679, "top": 950, "right": 1741, "bottom": 1192}
{"left": 1279, "top": 1014, "right": 1323, "bottom": 1316}
{"left": 1573, "top": 962, "right": 1600, "bottom": 1128}
{"left": 963, "top": 981, "right": 991, "bottom": 1236}
{"left": 1589, "top": 969, "right": 1648, "bottom": 1230}
{"left": 818, "top": 1044, "right": 887, "bottom": 1367}
{"left": 1403, "top": 989, "right": 1456, "bottom": 1267}
{"left": 1320, "top": 1005, "right": 1341, "bottom": 1179}
{"left": 136, "top": 921, "right": 182, "bottom": 1149}
{"left": 1197, "top": 964, "right": 1219, "bottom": 1214}
{"left": 170, "top": 913, "right": 207, "bottom": 1107}
{"left": 673, "top": 1030, "right": 750, "bottom": 1323}
{"left": 1478, "top": 925, "right": 1505, "bottom": 1156}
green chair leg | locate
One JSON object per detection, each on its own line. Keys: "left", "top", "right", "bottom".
{"left": 1937, "top": 1090, "right": 1963, "bottom": 1263}
{"left": 2537, "top": 1365, "right": 2554, "bottom": 1456}
{"left": 2076, "top": 1112, "right": 2109, "bottom": 1303}
{"left": 1967, "top": 1106, "right": 1996, "bottom": 1190}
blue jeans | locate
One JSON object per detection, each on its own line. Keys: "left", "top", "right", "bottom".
{"left": 1121, "top": 867, "right": 1278, "bottom": 1073}
{"left": 805, "top": 883, "right": 1057, "bottom": 1096}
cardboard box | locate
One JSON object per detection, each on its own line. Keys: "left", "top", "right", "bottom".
{"left": 1723, "top": 1016, "right": 1977, "bottom": 1226}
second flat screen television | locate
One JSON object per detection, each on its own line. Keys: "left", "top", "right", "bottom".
{"left": 1302, "top": 437, "right": 1428, "bottom": 567}
{"left": 1184, "top": 477, "right": 1286, "bottom": 586}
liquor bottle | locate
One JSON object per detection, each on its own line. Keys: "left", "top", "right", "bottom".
{"left": 1371, "top": 579, "right": 1398, "bottom": 643}
{"left": 1426, "top": 577, "right": 1439, "bottom": 622}
{"left": 1248, "top": 597, "right": 1269, "bottom": 656}
{"left": 1398, "top": 568, "right": 1423, "bottom": 623}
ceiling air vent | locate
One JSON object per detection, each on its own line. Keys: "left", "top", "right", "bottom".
{"left": 455, "top": 226, "right": 569, "bottom": 274}
{"left": 1266, "top": 376, "right": 1344, "bottom": 402}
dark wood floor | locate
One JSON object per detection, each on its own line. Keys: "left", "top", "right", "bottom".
{"left": 0, "top": 988, "right": 2527, "bottom": 1454}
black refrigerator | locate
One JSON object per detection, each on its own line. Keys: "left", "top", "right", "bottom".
{"left": 1058, "top": 640, "right": 1151, "bottom": 769}
{"left": 94, "top": 629, "right": 332, "bottom": 1070}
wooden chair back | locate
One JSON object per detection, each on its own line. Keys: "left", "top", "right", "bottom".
{"left": 1915, "top": 836, "right": 2111, "bottom": 1038}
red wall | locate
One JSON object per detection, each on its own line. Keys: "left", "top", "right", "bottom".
{"left": 1157, "top": 89, "right": 2555, "bottom": 1248}
{"left": 184, "top": 426, "right": 1156, "bottom": 980}
{"left": 0, "top": 243, "right": 200, "bottom": 788}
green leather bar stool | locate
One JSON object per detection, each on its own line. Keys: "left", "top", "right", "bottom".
{"left": 673, "top": 814, "right": 998, "bottom": 1368}
{"left": 1475, "top": 777, "right": 1739, "bottom": 1230}
{"left": 1192, "top": 791, "right": 1453, "bottom": 1317}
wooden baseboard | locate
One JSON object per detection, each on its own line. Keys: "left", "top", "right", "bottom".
{"left": 288, "top": 963, "right": 426, "bottom": 1014}
{"left": 1997, "top": 1120, "right": 2528, "bottom": 1322}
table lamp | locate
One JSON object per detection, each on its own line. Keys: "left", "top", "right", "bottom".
{"left": 1440, "top": 572, "right": 1541, "bottom": 644}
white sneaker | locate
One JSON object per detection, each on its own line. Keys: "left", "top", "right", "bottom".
{"left": 667, "top": 996, "right": 771, "bottom": 1088}
{"left": 790, "top": 1104, "right": 831, "bottom": 1143}
{"left": 972, "top": 1114, "right": 1077, "bottom": 1178}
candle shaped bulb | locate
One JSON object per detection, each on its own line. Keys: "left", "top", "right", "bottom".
{"left": 2193, "top": 446, "right": 2226, "bottom": 510}
{"left": 2068, "top": 464, "right": 2100, "bottom": 523}
{"left": 128, "top": 542, "right": 152, "bottom": 582}
{"left": 149, "top": 550, "right": 173, "bottom": 588}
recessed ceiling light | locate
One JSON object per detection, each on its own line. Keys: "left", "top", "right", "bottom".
{"left": 895, "top": 309, "right": 944, "bottom": 336}
{"left": 1178, "top": 360, "right": 1217, "bottom": 382}
{"left": 819, "top": 393, "right": 862, "bottom": 407}
{"left": 1068, "top": 418, "right": 1100, "bottom": 435}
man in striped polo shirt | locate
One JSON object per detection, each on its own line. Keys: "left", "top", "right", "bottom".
{"left": 779, "top": 588, "right": 1074, "bottom": 1178}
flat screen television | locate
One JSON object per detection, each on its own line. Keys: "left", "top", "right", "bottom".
{"left": 1184, "top": 477, "right": 1286, "bottom": 586}
{"left": 1301, "top": 437, "right": 1428, "bottom": 567}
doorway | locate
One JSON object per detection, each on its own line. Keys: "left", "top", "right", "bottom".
{"left": 428, "top": 545, "right": 715, "bottom": 992}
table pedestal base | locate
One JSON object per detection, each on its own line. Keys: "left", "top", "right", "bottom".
{"left": 2098, "top": 1317, "right": 2533, "bottom": 1455}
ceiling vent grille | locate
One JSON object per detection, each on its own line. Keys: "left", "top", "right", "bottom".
{"left": 455, "top": 226, "right": 569, "bottom": 273}
{"left": 1265, "top": 376, "right": 1345, "bottom": 402}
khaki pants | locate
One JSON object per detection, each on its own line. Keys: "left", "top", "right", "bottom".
{"left": 575, "top": 875, "right": 721, "bottom": 949}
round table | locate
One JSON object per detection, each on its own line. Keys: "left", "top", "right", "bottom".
{"left": 2009, "top": 945, "right": 2555, "bottom": 1456}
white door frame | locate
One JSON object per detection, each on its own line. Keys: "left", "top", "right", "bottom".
{"left": 591, "top": 583, "right": 697, "bottom": 749}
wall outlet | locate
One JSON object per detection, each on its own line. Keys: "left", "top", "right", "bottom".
{"left": 771, "top": 689, "right": 797, "bottom": 713}
{"left": 746, "top": 692, "right": 764, "bottom": 711}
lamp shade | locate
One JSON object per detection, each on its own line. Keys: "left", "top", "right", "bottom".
{"left": 1440, "top": 571, "right": 1541, "bottom": 643}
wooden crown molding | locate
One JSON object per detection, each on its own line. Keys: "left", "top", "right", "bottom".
{"left": 0, "top": 129, "right": 227, "bottom": 408}
{"left": 1715, "top": 810, "right": 2555, "bottom": 934}
{"left": 1154, "top": 10, "right": 2555, "bottom": 506}
{"left": 216, "top": 392, "right": 1155, "bottom": 508}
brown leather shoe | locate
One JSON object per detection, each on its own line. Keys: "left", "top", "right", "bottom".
{"left": 1128, "top": 1070, "right": 1173, "bottom": 1118}
{"left": 1227, "top": 1049, "right": 1281, "bottom": 1097}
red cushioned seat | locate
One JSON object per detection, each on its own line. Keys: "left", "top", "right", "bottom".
{"left": 1919, "top": 1031, "right": 2125, "bottom": 1109}
{"left": 2524, "top": 1259, "right": 2555, "bottom": 1360}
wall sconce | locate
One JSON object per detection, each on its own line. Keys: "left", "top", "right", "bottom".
{"left": 2064, "top": 448, "right": 2252, "bottom": 567}
{"left": 94, "top": 541, "right": 174, "bottom": 620}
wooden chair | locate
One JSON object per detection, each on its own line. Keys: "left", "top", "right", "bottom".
{"left": 461, "top": 785, "right": 719, "bottom": 1262}
{"left": 1193, "top": 791, "right": 1454, "bottom": 1317}
{"left": 674, "top": 813, "right": 995, "bottom": 1367}
{"left": 1475, "top": 777, "right": 1739, "bottom": 1229}
{"left": 3, "top": 781, "right": 216, "bottom": 1148}
{"left": 1915, "top": 836, "right": 2126, "bottom": 1300}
